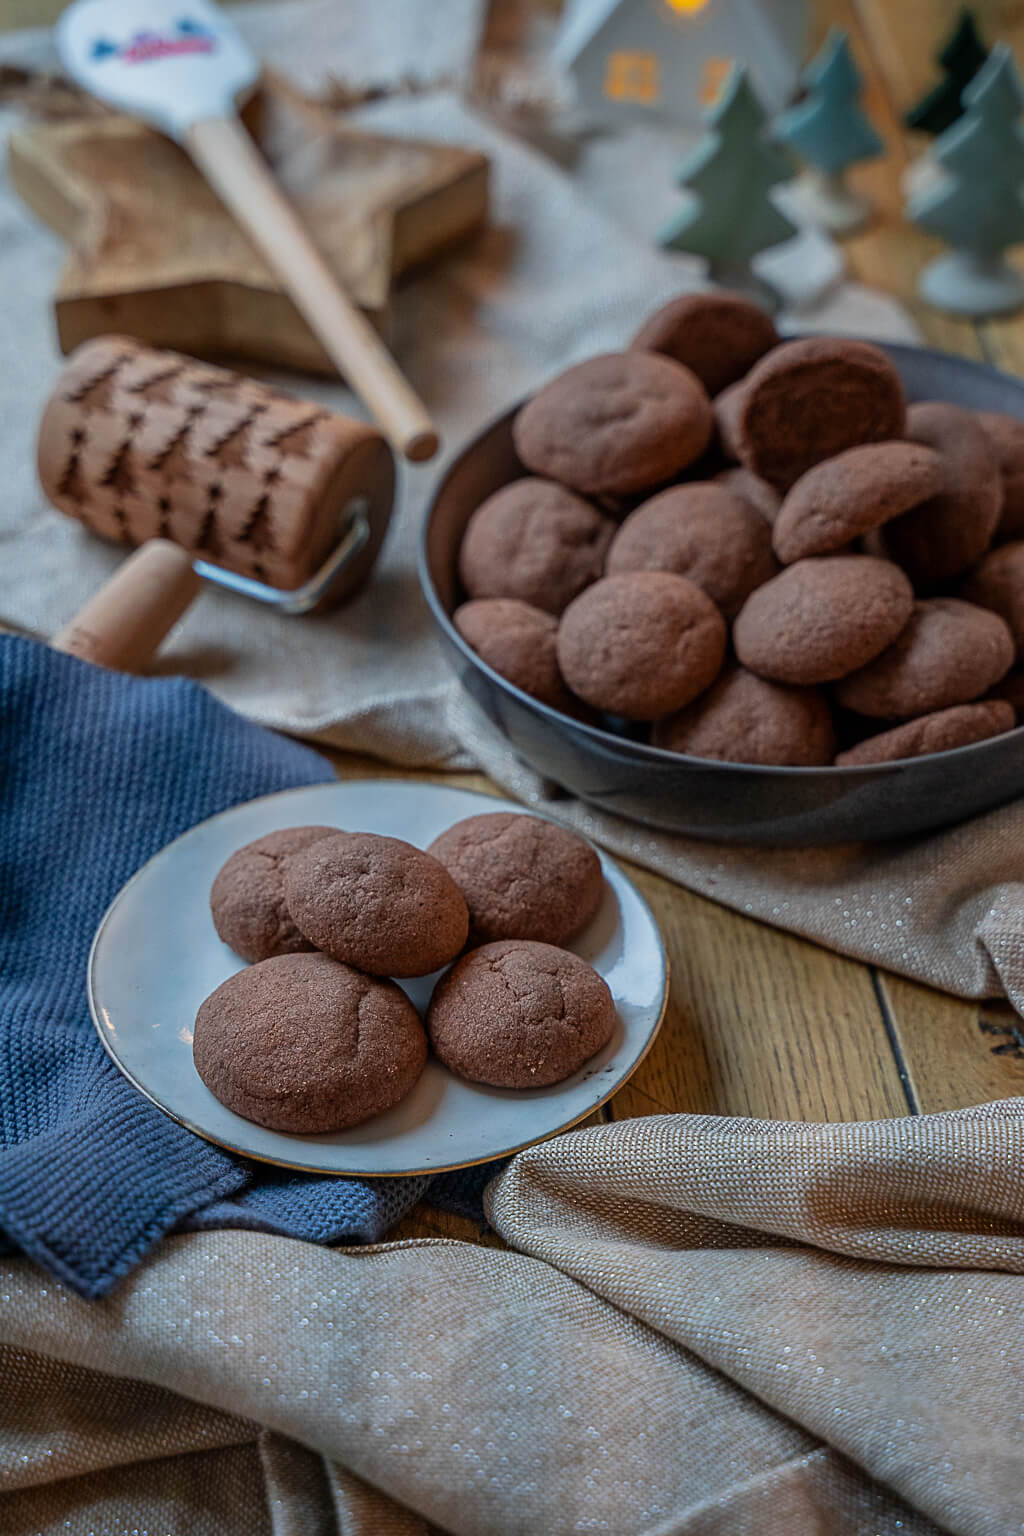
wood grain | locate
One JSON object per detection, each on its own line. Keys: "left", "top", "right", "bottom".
{"left": 877, "top": 975, "right": 1024, "bottom": 1113}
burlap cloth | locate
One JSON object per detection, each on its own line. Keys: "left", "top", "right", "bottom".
{"left": 2, "top": 7, "right": 1023, "bottom": 1532}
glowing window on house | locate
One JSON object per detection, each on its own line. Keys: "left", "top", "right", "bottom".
{"left": 665, "top": 0, "right": 711, "bottom": 12}
{"left": 700, "top": 56, "right": 734, "bottom": 104}
{"left": 604, "top": 50, "right": 661, "bottom": 104}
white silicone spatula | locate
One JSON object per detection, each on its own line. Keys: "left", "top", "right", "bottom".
{"left": 56, "top": 0, "right": 439, "bottom": 461}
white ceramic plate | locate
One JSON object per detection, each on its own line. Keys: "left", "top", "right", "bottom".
{"left": 89, "top": 781, "right": 669, "bottom": 1176}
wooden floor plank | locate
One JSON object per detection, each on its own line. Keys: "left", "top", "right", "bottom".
{"left": 876, "top": 974, "right": 1024, "bottom": 1113}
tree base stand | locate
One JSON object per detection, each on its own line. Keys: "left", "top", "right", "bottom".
{"left": 785, "top": 168, "right": 871, "bottom": 235}
{"left": 918, "top": 251, "right": 1024, "bottom": 317}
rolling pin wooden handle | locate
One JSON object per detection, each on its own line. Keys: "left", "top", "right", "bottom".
{"left": 184, "top": 113, "right": 439, "bottom": 464}
{"left": 52, "top": 540, "right": 201, "bottom": 672}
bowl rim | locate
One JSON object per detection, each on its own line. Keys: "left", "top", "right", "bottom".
{"left": 418, "top": 337, "right": 1024, "bottom": 782}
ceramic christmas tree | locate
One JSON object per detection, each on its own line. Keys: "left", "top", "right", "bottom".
{"left": 774, "top": 29, "right": 883, "bottom": 233}
{"left": 908, "top": 45, "right": 1024, "bottom": 317}
{"left": 905, "top": 10, "right": 988, "bottom": 136}
{"left": 659, "top": 66, "right": 796, "bottom": 303}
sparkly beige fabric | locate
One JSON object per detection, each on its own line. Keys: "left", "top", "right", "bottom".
{"left": 2, "top": 1101, "right": 1022, "bottom": 1534}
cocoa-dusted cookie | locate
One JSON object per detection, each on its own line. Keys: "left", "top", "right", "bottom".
{"left": 210, "top": 826, "right": 338, "bottom": 963}
{"left": 458, "top": 478, "right": 614, "bottom": 615}
{"left": 962, "top": 541, "right": 1024, "bottom": 655}
{"left": 714, "top": 467, "right": 782, "bottom": 526}
{"left": 716, "top": 338, "right": 906, "bottom": 491}
{"left": 284, "top": 831, "right": 468, "bottom": 977}
{"left": 512, "top": 352, "right": 713, "bottom": 497}
{"left": 426, "top": 939, "right": 616, "bottom": 1088}
{"left": 876, "top": 403, "right": 1002, "bottom": 589}
{"left": 733, "top": 555, "right": 914, "bottom": 685}
{"left": 976, "top": 410, "right": 1024, "bottom": 540}
{"left": 557, "top": 571, "right": 726, "bottom": 719}
{"left": 773, "top": 442, "right": 943, "bottom": 564}
{"left": 427, "top": 811, "right": 603, "bottom": 947}
{"left": 605, "top": 483, "right": 778, "bottom": 619}
{"left": 193, "top": 953, "right": 427, "bottom": 1133}
{"left": 454, "top": 598, "right": 582, "bottom": 715}
{"left": 629, "top": 291, "right": 778, "bottom": 397}
{"left": 835, "top": 701, "right": 1014, "bottom": 767}
{"left": 986, "top": 668, "right": 1024, "bottom": 720}
{"left": 651, "top": 665, "right": 836, "bottom": 766}
{"left": 835, "top": 598, "right": 1014, "bottom": 719}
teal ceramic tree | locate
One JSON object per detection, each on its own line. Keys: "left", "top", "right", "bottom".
{"left": 908, "top": 45, "right": 1024, "bottom": 316}
{"left": 905, "top": 10, "right": 988, "bottom": 136}
{"left": 774, "top": 30, "right": 883, "bottom": 233}
{"left": 659, "top": 67, "right": 796, "bottom": 302}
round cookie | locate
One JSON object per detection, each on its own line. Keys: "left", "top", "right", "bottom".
{"left": 835, "top": 701, "right": 1014, "bottom": 767}
{"left": 605, "top": 483, "right": 779, "bottom": 619}
{"left": 962, "top": 541, "right": 1024, "bottom": 655}
{"left": 512, "top": 352, "right": 713, "bottom": 497}
{"left": 714, "top": 467, "right": 782, "bottom": 526}
{"left": 426, "top": 939, "right": 616, "bottom": 1088}
{"left": 733, "top": 555, "right": 914, "bottom": 685}
{"left": 427, "top": 811, "right": 604, "bottom": 947}
{"left": 557, "top": 571, "right": 726, "bottom": 720}
{"left": 193, "top": 953, "right": 427, "bottom": 1133}
{"left": 835, "top": 598, "right": 1014, "bottom": 719}
{"left": 458, "top": 478, "right": 614, "bottom": 615}
{"left": 209, "top": 825, "right": 339, "bottom": 963}
{"left": 875, "top": 403, "right": 1002, "bottom": 590}
{"left": 629, "top": 291, "right": 778, "bottom": 397}
{"left": 652, "top": 666, "right": 835, "bottom": 766}
{"left": 772, "top": 442, "right": 943, "bottom": 564}
{"left": 986, "top": 668, "right": 1024, "bottom": 720}
{"left": 716, "top": 337, "right": 906, "bottom": 491}
{"left": 454, "top": 598, "right": 582, "bottom": 715}
{"left": 284, "top": 831, "right": 469, "bottom": 978}
{"left": 976, "top": 410, "right": 1024, "bottom": 540}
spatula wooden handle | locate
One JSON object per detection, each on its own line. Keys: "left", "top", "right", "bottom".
{"left": 185, "top": 113, "right": 439, "bottom": 463}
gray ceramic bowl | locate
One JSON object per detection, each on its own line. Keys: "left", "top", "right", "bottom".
{"left": 420, "top": 341, "right": 1024, "bottom": 845}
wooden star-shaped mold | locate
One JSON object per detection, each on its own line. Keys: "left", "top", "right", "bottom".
{"left": 8, "top": 80, "right": 489, "bottom": 373}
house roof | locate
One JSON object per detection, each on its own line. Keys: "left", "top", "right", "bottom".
{"left": 553, "top": 0, "right": 625, "bottom": 68}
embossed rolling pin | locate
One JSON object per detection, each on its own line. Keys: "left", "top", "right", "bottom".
{"left": 39, "top": 335, "right": 396, "bottom": 670}
{"left": 55, "top": 0, "right": 438, "bottom": 463}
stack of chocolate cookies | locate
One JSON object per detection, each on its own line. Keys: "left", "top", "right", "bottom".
{"left": 454, "top": 292, "right": 1024, "bottom": 768}
{"left": 194, "top": 813, "right": 614, "bottom": 1134}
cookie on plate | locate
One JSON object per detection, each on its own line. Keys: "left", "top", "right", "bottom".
{"left": 426, "top": 939, "right": 616, "bottom": 1088}
{"left": 835, "top": 598, "right": 1014, "bottom": 719}
{"left": 652, "top": 665, "right": 836, "bottom": 766}
{"left": 962, "top": 541, "right": 1024, "bottom": 656}
{"left": 193, "top": 953, "right": 427, "bottom": 1133}
{"left": 454, "top": 598, "right": 582, "bottom": 715}
{"left": 210, "top": 825, "right": 338, "bottom": 963}
{"left": 975, "top": 410, "right": 1024, "bottom": 541}
{"left": 835, "top": 701, "right": 1015, "bottom": 767}
{"left": 772, "top": 442, "right": 943, "bottom": 564}
{"left": 512, "top": 352, "right": 713, "bottom": 497}
{"left": 714, "top": 467, "right": 782, "bottom": 526}
{"left": 557, "top": 571, "right": 726, "bottom": 720}
{"left": 427, "top": 811, "right": 603, "bottom": 947}
{"left": 629, "top": 291, "right": 778, "bottom": 397}
{"left": 733, "top": 555, "right": 914, "bottom": 685}
{"left": 458, "top": 478, "right": 614, "bottom": 615}
{"left": 284, "top": 831, "right": 469, "bottom": 977}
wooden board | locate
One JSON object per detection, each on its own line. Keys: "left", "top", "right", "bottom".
{"left": 7, "top": 79, "right": 489, "bottom": 372}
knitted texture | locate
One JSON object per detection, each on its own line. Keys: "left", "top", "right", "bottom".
{"left": 0, "top": 637, "right": 430, "bottom": 1297}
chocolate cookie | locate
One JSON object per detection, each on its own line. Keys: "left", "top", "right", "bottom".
{"left": 426, "top": 939, "right": 616, "bottom": 1088}
{"left": 835, "top": 701, "right": 1014, "bottom": 767}
{"left": 714, "top": 467, "right": 782, "bottom": 526}
{"left": 209, "top": 826, "right": 339, "bottom": 963}
{"left": 716, "top": 338, "right": 906, "bottom": 491}
{"left": 605, "top": 483, "right": 779, "bottom": 619}
{"left": 512, "top": 352, "right": 713, "bottom": 497}
{"left": 772, "top": 442, "right": 943, "bottom": 564}
{"left": 454, "top": 598, "right": 581, "bottom": 714}
{"left": 193, "top": 953, "right": 427, "bottom": 1133}
{"left": 629, "top": 291, "right": 778, "bottom": 397}
{"left": 458, "top": 478, "right": 614, "bottom": 615}
{"left": 557, "top": 571, "right": 726, "bottom": 719}
{"left": 733, "top": 555, "right": 914, "bottom": 685}
{"left": 835, "top": 598, "right": 1014, "bottom": 719}
{"left": 427, "top": 811, "right": 604, "bottom": 947}
{"left": 962, "top": 541, "right": 1024, "bottom": 656}
{"left": 875, "top": 403, "right": 1002, "bottom": 589}
{"left": 986, "top": 668, "right": 1024, "bottom": 720}
{"left": 284, "top": 831, "right": 469, "bottom": 977}
{"left": 652, "top": 665, "right": 836, "bottom": 765}
{"left": 976, "top": 410, "right": 1024, "bottom": 540}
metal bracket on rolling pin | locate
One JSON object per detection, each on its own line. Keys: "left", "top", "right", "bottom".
{"left": 193, "top": 497, "right": 372, "bottom": 615}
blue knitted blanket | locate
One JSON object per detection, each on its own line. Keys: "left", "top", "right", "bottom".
{"left": 0, "top": 636, "right": 448, "bottom": 1297}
